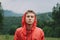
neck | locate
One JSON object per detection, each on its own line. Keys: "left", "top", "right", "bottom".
{"left": 26, "top": 24, "right": 32, "bottom": 31}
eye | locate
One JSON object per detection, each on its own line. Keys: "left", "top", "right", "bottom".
{"left": 31, "top": 16, "right": 34, "bottom": 18}
{"left": 27, "top": 16, "right": 30, "bottom": 18}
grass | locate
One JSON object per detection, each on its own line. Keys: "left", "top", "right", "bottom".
{"left": 0, "top": 35, "right": 13, "bottom": 40}
{"left": 45, "top": 37, "right": 60, "bottom": 40}
{"left": 0, "top": 35, "right": 60, "bottom": 40}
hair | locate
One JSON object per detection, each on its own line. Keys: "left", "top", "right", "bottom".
{"left": 25, "top": 10, "right": 36, "bottom": 16}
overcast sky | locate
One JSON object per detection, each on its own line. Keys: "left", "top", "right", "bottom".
{"left": 0, "top": 0, "right": 60, "bottom": 14}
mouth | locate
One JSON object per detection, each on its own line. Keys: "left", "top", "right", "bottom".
{"left": 29, "top": 21, "right": 32, "bottom": 22}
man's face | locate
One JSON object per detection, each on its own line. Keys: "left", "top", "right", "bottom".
{"left": 26, "top": 12, "right": 35, "bottom": 25}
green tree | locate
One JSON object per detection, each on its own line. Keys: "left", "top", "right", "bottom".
{"left": 0, "top": 2, "right": 4, "bottom": 33}
{"left": 52, "top": 3, "right": 60, "bottom": 24}
{"left": 52, "top": 3, "right": 60, "bottom": 37}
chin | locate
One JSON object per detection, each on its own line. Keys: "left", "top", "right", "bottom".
{"left": 28, "top": 23, "right": 33, "bottom": 25}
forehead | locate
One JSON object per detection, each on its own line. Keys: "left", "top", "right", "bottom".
{"left": 26, "top": 12, "right": 35, "bottom": 16}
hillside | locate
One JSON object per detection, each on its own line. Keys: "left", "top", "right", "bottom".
{"left": 4, "top": 10, "right": 23, "bottom": 17}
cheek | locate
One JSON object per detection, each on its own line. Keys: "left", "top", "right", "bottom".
{"left": 26, "top": 17, "right": 29, "bottom": 22}
{"left": 26, "top": 17, "right": 28, "bottom": 20}
{"left": 32, "top": 18, "right": 35, "bottom": 22}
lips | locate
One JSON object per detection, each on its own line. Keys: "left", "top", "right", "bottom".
{"left": 29, "top": 21, "right": 32, "bottom": 22}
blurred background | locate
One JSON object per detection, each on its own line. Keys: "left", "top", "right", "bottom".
{"left": 0, "top": 0, "right": 60, "bottom": 40}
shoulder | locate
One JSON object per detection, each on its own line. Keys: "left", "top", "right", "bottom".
{"left": 15, "top": 27, "right": 22, "bottom": 33}
{"left": 36, "top": 27, "right": 44, "bottom": 34}
{"left": 35, "top": 27, "right": 44, "bottom": 36}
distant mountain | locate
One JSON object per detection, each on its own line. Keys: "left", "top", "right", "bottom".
{"left": 3, "top": 10, "right": 52, "bottom": 19}
{"left": 37, "top": 12, "right": 53, "bottom": 22}
{"left": 4, "top": 10, "right": 23, "bottom": 17}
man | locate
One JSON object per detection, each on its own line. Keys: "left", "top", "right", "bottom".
{"left": 14, "top": 10, "right": 44, "bottom": 40}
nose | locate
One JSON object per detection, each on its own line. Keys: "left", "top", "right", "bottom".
{"left": 29, "top": 17, "right": 31, "bottom": 20}
{"left": 29, "top": 18, "right": 31, "bottom": 20}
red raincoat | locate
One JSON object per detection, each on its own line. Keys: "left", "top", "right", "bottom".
{"left": 14, "top": 13, "right": 44, "bottom": 40}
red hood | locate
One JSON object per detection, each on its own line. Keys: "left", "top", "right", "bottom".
{"left": 21, "top": 12, "right": 37, "bottom": 34}
{"left": 22, "top": 12, "right": 37, "bottom": 29}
